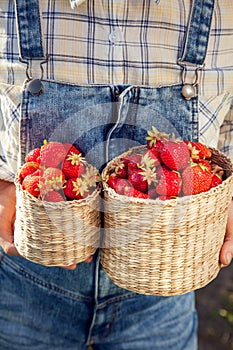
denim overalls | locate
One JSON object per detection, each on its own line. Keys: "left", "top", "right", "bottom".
{"left": 0, "top": 1, "right": 215, "bottom": 349}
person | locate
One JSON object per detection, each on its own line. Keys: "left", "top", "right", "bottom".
{"left": 0, "top": 0, "right": 232, "bottom": 349}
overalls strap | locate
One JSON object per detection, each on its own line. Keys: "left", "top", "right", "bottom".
{"left": 179, "top": 0, "right": 215, "bottom": 66}
{"left": 14, "top": 0, "right": 45, "bottom": 59}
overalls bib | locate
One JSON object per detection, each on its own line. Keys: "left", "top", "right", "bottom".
{"left": 0, "top": 1, "right": 214, "bottom": 349}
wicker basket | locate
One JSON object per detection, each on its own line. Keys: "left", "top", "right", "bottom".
{"left": 14, "top": 173, "right": 101, "bottom": 266}
{"left": 100, "top": 146, "right": 233, "bottom": 296}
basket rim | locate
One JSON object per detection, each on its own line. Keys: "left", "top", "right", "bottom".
{"left": 14, "top": 171, "right": 102, "bottom": 208}
{"left": 102, "top": 145, "right": 233, "bottom": 205}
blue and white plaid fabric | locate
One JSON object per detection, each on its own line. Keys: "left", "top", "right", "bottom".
{"left": 0, "top": 0, "right": 232, "bottom": 181}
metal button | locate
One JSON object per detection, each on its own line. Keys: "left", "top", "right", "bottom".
{"left": 27, "top": 79, "right": 43, "bottom": 96}
{"left": 181, "top": 84, "right": 196, "bottom": 100}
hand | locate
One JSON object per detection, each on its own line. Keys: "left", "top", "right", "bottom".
{"left": 0, "top": 180, "right": 17, "bottom": 255}
{"left": 0, "top": 180, "right": 92, "bottom": 269}
{"left": 220, "top": 200, "right": 233, "bottom": 266}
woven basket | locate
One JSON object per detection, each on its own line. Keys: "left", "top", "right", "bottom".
{"left": 14, "top": 173, "right": 101, "bottom": 266}
{"left": 100, "top": 146, "right": 233, "bottom": 296}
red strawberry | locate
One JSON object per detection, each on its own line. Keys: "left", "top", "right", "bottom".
{"left": 198, "top": 159, "right": 212, "bottom": 172}
{"left": 192, "top": 141, "right": 211, "bottom": 159}
{"left": 109, "top": 159, "right": 127, "bottom": 178}
{"left": 40, "top": 142, "right": 67, "bottom": 167}
{"left": 158, "top": 195, "right": 173, "bottom": 201}
{"left": 63, "top": 178, "right": 83, "bottom": 200}
{"left": 145, "top": 126, "right": 169, "bottom": 151}
{"left": 116, "top": 179, "right": 132, "bottom": 195}
{"left": 142, "top": 148, "right": 161, "bottom": 167}
{"left": 122, "top": 154, "right": 142, "bottom": 176}
{"left": 43, "top": 167, "right": 66, "bottom": 190}
{"left": 107, "top": 175, "right": 131, "bottom": 195}
{"left": 124, "top": 186, "right": 149, "bottom": 199}
{"left": 211, "top": 174, "right": 223, "bottom": 188}
{"left": 25, "top": 147, "right": 41, "bottom": 164}
{"left": 155, "top": 167, "right": 181, "bottom": 196}
{"left": 128, "top": 170, "right": 149, "bottom": 193}
{"left": 185, "top": 141, "right": 212, "bottom": 161}
{"left": 19, "top": 162, "right": 39, "bottom": 181}
{"left": 63, "top": 143, "right": 81, "bottom": 156}
{"left": 44, "top": 191, "right": 65, "bottom": 202}
{"left": 107, "top": 174, "right": 119, "bottom": 190}
{"left": 64, "top": 165, "right": 99, "bottom": 200}
{"left": 29, "top": 168, "right": 44, "bottom": 177}
{"left": 22, "top": 175, "right": 41, "bottom": 197}
{"left": 148, "top": 188, "right": 157, "bottom": 199}
{"left": 62, "top": 153, "right": 86, "bottom": 179}
{"left": 160, "top": 140, "right": 190, "bottom": 171}
{"left": 182, "top": 163, "right": 212, "bottom": 195}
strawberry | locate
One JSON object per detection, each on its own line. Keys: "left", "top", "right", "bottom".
{"left": 182, "top": 163, "right": 212, "bottom": 195}
{"left": 145, "top": 126, "right": 169, "bottom": 151}
{"left": 22, "top": 175, "right": 41, "bottom": 197}
{"left": 80, "top": 165, "right": 100, "bottom": 189}
{"left": 211, "top": 174, "right": 223, "bottom": 188}
{"left": 107, "top": 174, "right": 131, "bottom": 195}
{"left": 160, "top": 139, "right": 190, "bottom": 171}
{"left": 185, "top": 141, "right": 212, "bottom": 161}
{"left": 62, "top": 153, "right": 86, "bottom": 179}
{"left": 141, "top": 148, "right": 160, "bottom": 167}
{"left": 43, "top": 167, "right": 66, "bottom": 190}
{"left": 155, "top": 167, "right": 181, "bottom": 196}
{"left": 63, "top": 178, "right": 83, "bottom": 200}
{"left": 148, "top": 188, "right": 157, "bottom": 199}
{"left": 158, "top": 195, "right": 173, "bottom": 201}
{"left": 128, "top": 170, "right": 149, "bottom": 193}
{"left": 63, "top": 143, "right": 81, "bottom": 156}
{"left": 29, "top": 168, "right": 44, "bottom": 177}
{"left": 122, "top": 154, "right": 142, "bottom": 176}
{"left": 64, "top": 165, "right": 99, "bottom": 200}
{"left": 124, "top": 186, "right": 149, "bottom": 199}
{"left": 107, "top": 174, "right": 119, "bottom": 190}
{"left": 115, "top": 179, "right": 132, "bottom": 195}
{"left": 43, "top": 191, "right": 65, "bottom": 202}
{"left": 25, "top": 147, "right": 41, "bottom": 164}
{"left": 40, "top": 141, "right": 67, "bottom": 168}
{"left": 19, "top": 162, "right": 40, "bottom": 181}
{"left": 198, "top": 159, "right": 212, "bottom": 172}
{"left": 108, "top": 159, "right": 127, "bottom": 178}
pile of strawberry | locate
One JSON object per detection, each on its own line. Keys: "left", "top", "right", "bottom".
{"left": 19, "top": 141, "right": 100, "bottom": 202}
{"left": 106, "top": 127, "right": 224, "bottom": 200}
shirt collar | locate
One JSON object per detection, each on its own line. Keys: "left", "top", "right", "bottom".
{"left": 69, "top": 0, "right": 86, "bottom": 9}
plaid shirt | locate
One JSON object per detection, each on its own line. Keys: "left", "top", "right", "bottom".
{"left": 0, "top": 0, "right": 233, "bottom": 181}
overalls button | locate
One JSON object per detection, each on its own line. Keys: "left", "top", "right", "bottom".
{"left": 181, "top": 84, "right": 195, "bottom": 100}
{"left": 27, "top": 79, "right": 43, "bottom": 96}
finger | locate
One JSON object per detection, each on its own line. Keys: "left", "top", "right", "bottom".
{"left": 84, "top": 256, "right": 93, "bottom": 263}
{"left": 60, "top": 256, "right": 93, "bottom": 269}
{"left": 60, "top": 264, "right": 77, "bottom": 270}
{"left": 0, "top": 236, "right": 20, "bottom": 256}
{"left": 220, "top": 240, "right": 233, "bottom": 267}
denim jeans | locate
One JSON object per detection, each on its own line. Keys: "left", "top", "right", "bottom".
{"left": 0, "top": 247, "right": 197, "bottom": 350}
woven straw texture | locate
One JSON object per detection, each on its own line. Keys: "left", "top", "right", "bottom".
{"left": 100, "top": 147, "right": 233, "bottom": 296}
{"left": 14, "top": 174, "right": 101, "bottom": 266}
